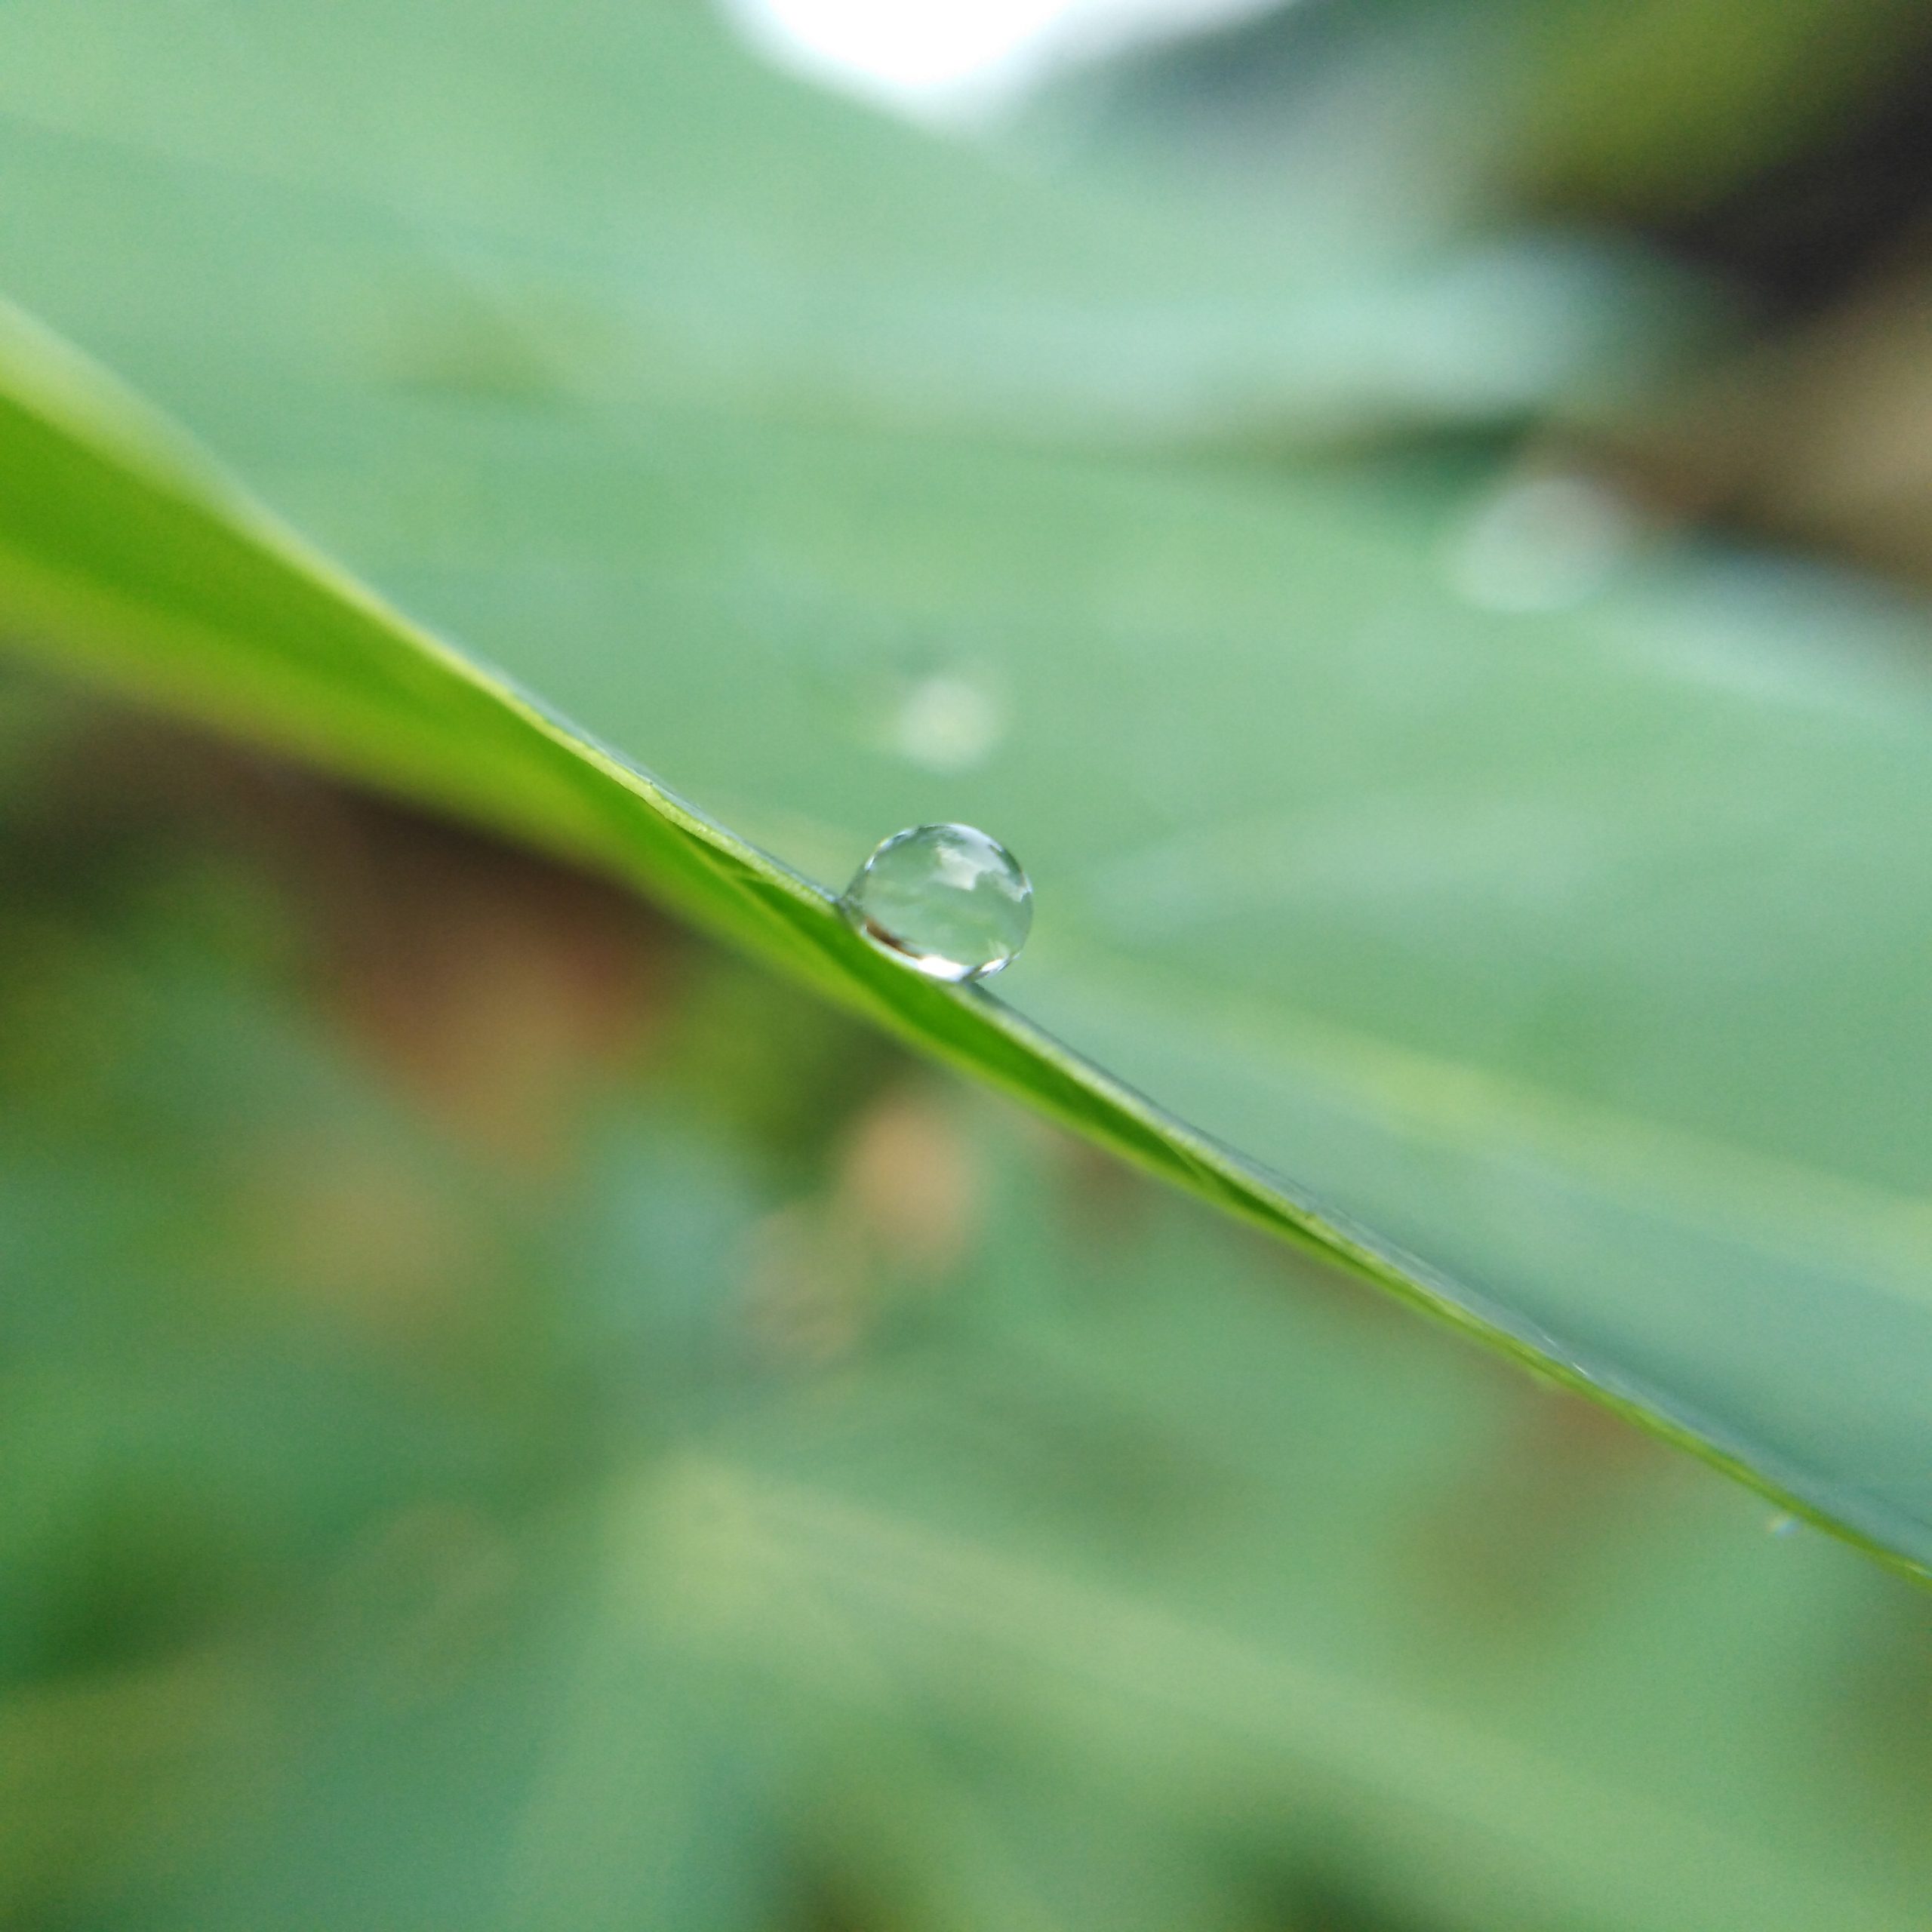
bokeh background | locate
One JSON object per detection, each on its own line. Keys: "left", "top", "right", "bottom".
{"left": 10, "top": 2, "right": 1932, "bottom": 1927}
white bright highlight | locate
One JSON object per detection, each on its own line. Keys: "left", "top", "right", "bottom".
{"left": 721, "top": 0, "right": 1284, "bottom": 120}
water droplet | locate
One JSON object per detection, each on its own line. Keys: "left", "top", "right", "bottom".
{"left": 1449, "top": 469, "right": 1643, "bottom": 614}
{"left": 1765, "top": 1512, "right": 1800, "bottom": 1537}
{"left": 841, "top": 823, "right": 1032, "bottom": 983}
{"left": 887, "top": 671, "right": 1004, "bottom": 774}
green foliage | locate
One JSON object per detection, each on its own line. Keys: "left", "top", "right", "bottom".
{"left": 18, "top": 3, "right": 1932, "bottom": 1925}
{"left": 2, "top": 0, "right": 1932, "bottom": 1577}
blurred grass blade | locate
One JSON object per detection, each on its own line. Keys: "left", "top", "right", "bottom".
{"left": 0, "top": 0, "right": 1686, "bottom": 448}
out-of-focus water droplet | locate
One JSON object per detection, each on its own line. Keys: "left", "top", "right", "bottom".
{"left": 1450, "top": 469, "right": 1644, "bottom": 613}
{"left": 841, "top": 823, "right": 1032, "bottom": 983}
{"left": 888, "top": 671, "right": 1004, "bottom": 774}
{"left": 1765, "top": 1512, "right": 1799, "bottom": 1537}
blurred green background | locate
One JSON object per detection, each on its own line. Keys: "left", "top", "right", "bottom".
{"left": 11, "top": 2, "right": 1932, "bottom": 1927}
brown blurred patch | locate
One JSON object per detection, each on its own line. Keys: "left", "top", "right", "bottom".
{"left": 23, "top": 700, "right": 688, "bottom": 1172}
{"left": 1599, "top": 221, "right": 1932, "bottom": 595}
{"left": 309, "top": 801, "right": 681, "bottom": 1171}
{"left": 837, "top": 1088, "right": 979, "bottom": 1281}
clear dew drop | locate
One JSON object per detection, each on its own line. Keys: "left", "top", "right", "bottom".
{"left": 840, "top": 823, "right": 1032, "bottom": 983}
